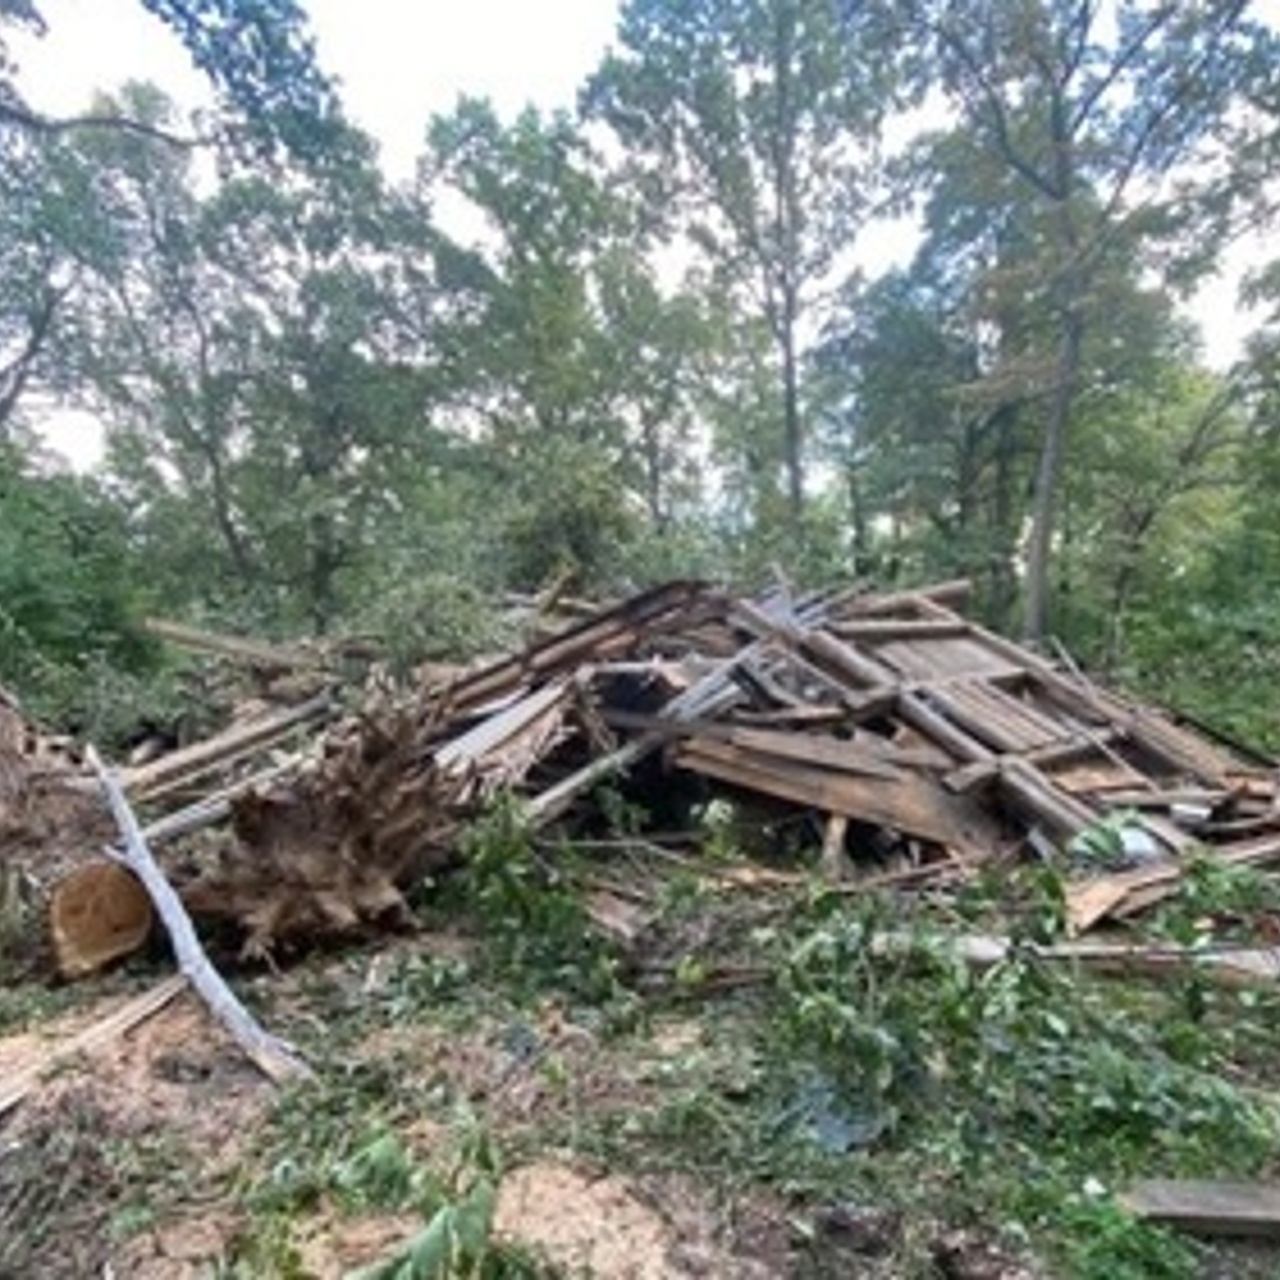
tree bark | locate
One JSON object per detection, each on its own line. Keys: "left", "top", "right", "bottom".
{"left": 1023, "top": 308, "right": 1083, "bottom": 643}
{"left": 780, "top": 284, "right": 803, "bottom": 530}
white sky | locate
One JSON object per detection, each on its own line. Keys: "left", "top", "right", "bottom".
{"left": 12, "top": 0, "right": 621, "bottom": 178}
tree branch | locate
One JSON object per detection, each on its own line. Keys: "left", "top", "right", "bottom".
{"left": 89, "top": 746, "right": 312, "bottom": 1085}
{"left": 932, "top": 18, "right": 1062, "bottom": 201}
{"left": 0, "top": 98, "right": 201, "bottom": 149}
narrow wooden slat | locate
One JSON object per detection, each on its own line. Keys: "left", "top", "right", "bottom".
{"left": 875, "top": 636, "right": 1025, "bottom": 683}
{"left": 121, "top": 693, "right": 334, "bottom": 802}
{"left": 731, "top": 598, "right": 899, "bottom": 689}
{"left": 830, "top": 619, "right": 970, "bottom": 642}
{"left": 1122, "top": 1181, "right": 1280, "bottom": 1238}
{"left": 1067, "top": 832, "right": 1280, "bottom": 932}
{"left": 434, "top": 580, "right": 712, "bottom": 714}
{"left": 925, "top": 683, "right": 1058, "bottom": 753}
{"left": 897, "top": 691, "right": 994, "bottom": 765}
{"left": 694, "top": 725, "right": 907, "bottom": 781}
{"left": 838, "top": 579, "right": 972, "bottom": 617}
{"left": 946, "top": 730, "right": 1128, "bottom": 793}
{"left": 435, "top": 682, "right": 571, "bottom": 774}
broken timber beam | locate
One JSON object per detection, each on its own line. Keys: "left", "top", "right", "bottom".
{"left": 144, "top": 618, "right": 321, "bottom": 671}
{"left": 120, "top": 693, "right": 333, "bottom": 802}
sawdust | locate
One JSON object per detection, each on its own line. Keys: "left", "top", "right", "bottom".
{"left": 0, "top": 988, "right": 271, "bottom": 1143}
{"left": 493, "top": 1160, "right": 784, "bottom": 1279}
{"left": 114, "top": 1208, "right": 244, "bottom": 1279}
{"left": 0, "top": 985, "right": 271, "bottom": 1278}
{"left": 289, "top": 1208, "right": 422, "bottom": 1278}
{"left": 496, "top": 1161, "right": 680, "bottom": 1278}
{"left": 271, "top": 1160, "right": 785, "bottom": 1279}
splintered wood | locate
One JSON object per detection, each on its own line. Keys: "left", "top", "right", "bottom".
{"left": 9, "top": 576, "right": 1280, "bottom": 969}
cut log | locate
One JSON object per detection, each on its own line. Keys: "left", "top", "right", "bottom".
{"left": 49, "top": 859, "right": 155, "bottom": 978}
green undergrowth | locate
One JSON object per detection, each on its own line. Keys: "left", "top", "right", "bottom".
{"left": 12, "top": 802, "right": 1278, "bottom": 1277}
{"left": 410, "top": 811, "right": 1280, "bottom": 1277}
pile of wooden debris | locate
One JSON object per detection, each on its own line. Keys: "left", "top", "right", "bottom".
{"left": 6, "top": 576, "right": 1280, "bottom": 990}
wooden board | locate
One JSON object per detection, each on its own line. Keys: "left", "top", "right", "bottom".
{"left": 874, "top": 635, "right": 1024, "bottom": 682}
{"left": 676, "top": 737, "right": 1003, "bottom": 862}
{"left": 1121, "top": 1180, "right": 1280, "bottom": 1238}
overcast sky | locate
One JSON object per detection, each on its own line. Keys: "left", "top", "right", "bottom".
{"left": 12, "top": 0, "right": 624, "bottom": 462}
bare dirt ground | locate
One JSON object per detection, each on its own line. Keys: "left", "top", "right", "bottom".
{"left": 0, "top": 955, "right": 808, "bottom": 1279}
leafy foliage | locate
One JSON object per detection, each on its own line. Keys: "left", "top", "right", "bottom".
{"left": 1, "top": 0, "right": 339, "bottom": 160}
{"left": 0, "top": 0, "right": 1276, "bottom": 768}
{"left": 0, "top": 447, "right": 164, "bottom": 731}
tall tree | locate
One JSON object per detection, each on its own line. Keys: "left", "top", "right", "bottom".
{"left": 64, "top": 86, "right": 434, "bottom": 630}
{"left": 422, "top": 99, "right": 718, "bottom": 586}
{"left": 902, "top": 0, "right": 1275, "bottom": 640}
{"left": 0, "top": 128, "right": 78, "bottom": 437}
{"left": 585, "top": 0, "right": 896, "bottom": 551}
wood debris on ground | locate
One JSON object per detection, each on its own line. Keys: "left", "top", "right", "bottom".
{"left": 3, "top": 576, "right": 1280, "bottom": 984}
{"left": 1121, "top": 1180, "right": 1280, "bottom": 1239}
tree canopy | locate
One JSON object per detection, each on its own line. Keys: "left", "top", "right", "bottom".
{"left": 4, "top": 0, "right": 1280, "bottom": 747}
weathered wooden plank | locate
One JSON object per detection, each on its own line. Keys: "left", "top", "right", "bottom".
{"left": 964, "top": 624, "right": 1240, "bottom": 784}
{"left": 945, "top": 730, "right": 1129, "bottom": 793}
{"left": 431, "top": 580, "right": 712, "bottom": 714}
{"left": 897, "top": 691, "right": 994, "bottom": 765}
{"left": 838, "top": 579, "right": 972, "bottom": 618}
{"left": 731, "top": 598, "right": 899, "bottom": 689}
{"left": 145, "top": 618, "right": 320, "bottom": 671}
{"left": 121, "top": 693, "right": 334, "bottom": 802}
{"left": 829, "top": 619, "right": 971, "bottom": 642}
{"left": 1067, "top": 832, "right": 1280, "bottom": 932}
{"left": 697, "top": 725, "right": 908, "bottom": 781}
{"left": 676, "top": 737, "right": 1001, "bottom": 861}
{"left": 602, "top": 713, "right": 953, "bottom": 778}
{"left": 997, "top": 758, "right": 1099, "bottom": 841}
{"left": 435, "top": 681, "right": 572, "bottom": 775}
{"left": 925, "top": 683, "right": 1060, "bottom": 753}
{"left": 875, "top": 636, "right": 1025, "bottom": 683}
{"left": 1121, "top": 1181, "right": 1280, "bottom": 1238}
